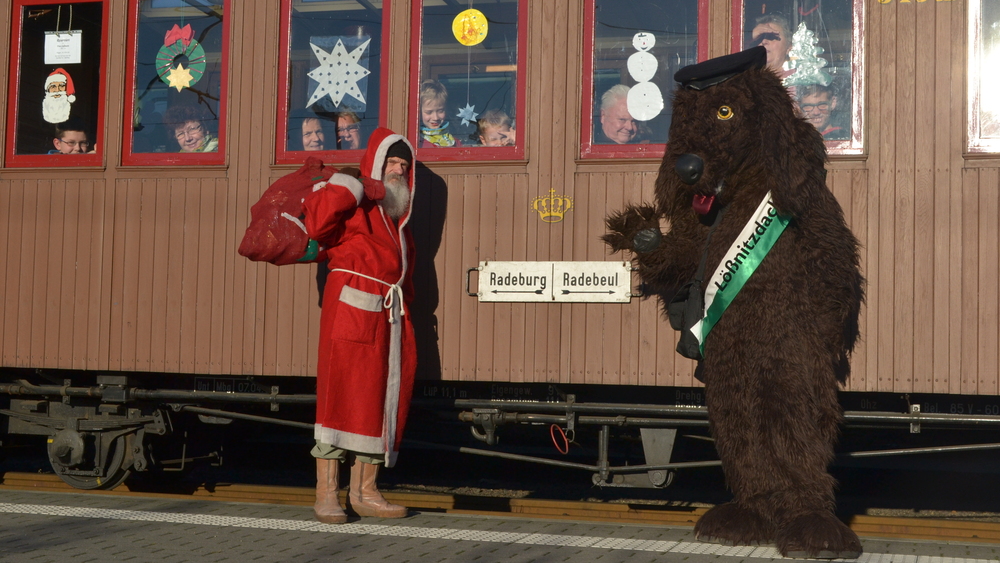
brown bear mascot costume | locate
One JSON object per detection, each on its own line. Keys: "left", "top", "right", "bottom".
{"left": 604, "top": 47, "right": 865, "bottom": 559}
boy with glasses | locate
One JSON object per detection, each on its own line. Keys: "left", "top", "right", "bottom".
{"left": 798, "top": 83, "right": 848, "bottom": 140}
{"left": 49, "top": 119, "right": 93, "bottom": 154}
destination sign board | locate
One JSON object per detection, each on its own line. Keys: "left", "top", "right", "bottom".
{"left": 472, "top": 261, "right": 634, "bottom": 303}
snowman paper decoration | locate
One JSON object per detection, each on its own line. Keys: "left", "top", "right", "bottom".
{"left": 626, "top": 32, "right": 663, "bottom": 121}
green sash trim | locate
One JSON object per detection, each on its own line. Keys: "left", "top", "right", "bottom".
{"left": 692, "top": 192, "right": 789, "bottom": 356}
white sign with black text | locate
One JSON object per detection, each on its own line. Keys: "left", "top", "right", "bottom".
{"left": 44, "top": 31, "right": 82, "bottom": 65}
{"left": 473, "top": 261, "right": 633, "bottom": 303}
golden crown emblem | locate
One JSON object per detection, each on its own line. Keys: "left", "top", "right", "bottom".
{"left": 532, "top": 188, "right": 573, "bottom": 223}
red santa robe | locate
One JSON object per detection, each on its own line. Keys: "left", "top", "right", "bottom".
{"left": 302, "top": 128, "right": 416, "bottom": 467}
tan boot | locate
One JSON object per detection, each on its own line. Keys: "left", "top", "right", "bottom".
{"left": 314, "top": 458, "right": 347, "bottom": 524}
{"left": 348, "top": 458, "right": 407, "bottom": 518}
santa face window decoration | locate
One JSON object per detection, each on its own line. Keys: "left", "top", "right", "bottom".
{"left": 582, "top": 0, "right": 702, "bottom": 158}
{"left": 275, "top": 0, "right": 388, "bottom": 164}
{"left": 5, "top": 0, "right": 106, "bottom": 165}
{"left": 738, "top": 0, "right": 865, "bottom": 155}
{"left": 409, "top": 0, "right": 526, "bottom": 159}
{"left": 123, "top": 0, "right": 228, "bottom": 164}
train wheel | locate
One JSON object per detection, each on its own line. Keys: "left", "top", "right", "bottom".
{"left": 47, "top": 431, "right": 133, "bottom": 490}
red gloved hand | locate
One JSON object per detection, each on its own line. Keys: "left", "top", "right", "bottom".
{"left": 362, "top": 177, "right": 385, "bottom": 201}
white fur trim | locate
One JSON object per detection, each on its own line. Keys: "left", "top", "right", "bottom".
{"left": 329, "top": 172, "right": 364, "bottom": 205}
{"left": 280, "top": 212, "right": 308, "bottom": 234}
{"left": 313, "top": 424, "right": 384, "bottom": 455}
{"left": 45, "top": 73, "right": 67, "bottom": 86}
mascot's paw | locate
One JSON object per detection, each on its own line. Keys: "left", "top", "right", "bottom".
{"left": 694, "top": 503, "right": 775, "bottom": 547}
{"left": 603, "top": 204, "right": 660, "bottom": 253}
{"left": 776, "top": 511, "right": 862, "bottom": 560}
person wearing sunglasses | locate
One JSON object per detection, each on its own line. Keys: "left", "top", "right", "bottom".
{"left": 798, "top": 83, "right": 848, "bottom": 140}
{"left": 750, "top": 14, "right": 793, "bottom": 77}
{"left": 336, "top": 111, "right": 363, "bottom": 150}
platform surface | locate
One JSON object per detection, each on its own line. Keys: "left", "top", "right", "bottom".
{"left": 1, "top": 489, "right": 997, "bottom": 563}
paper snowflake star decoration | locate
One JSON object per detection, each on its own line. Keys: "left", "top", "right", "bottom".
{"left": 166, "top": 63, "right": 195, "bottom": 92}
{"left": 307, "top": 38, "right": 372, "bottom": 108}
{"left": 456, "top": 103, "right": 479, "bottom": 126}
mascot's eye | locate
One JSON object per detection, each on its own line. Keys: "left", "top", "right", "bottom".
{"left": 717, "top": 106, "right": 734, "bottom": 120}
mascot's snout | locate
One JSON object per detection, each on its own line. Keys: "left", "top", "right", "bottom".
{"left": 675, "top": 153, "right": 704, "bottom": 185}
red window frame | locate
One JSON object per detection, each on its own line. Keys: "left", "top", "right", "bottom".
{"left": 274, "top": 0, "right": 392, "bottom": 165}
{"left": 4, "top": 0, "right": 110, "bottom": 168}
{"left": 731, "top": 0, "right": 865, "bottom": 156}
{"left": 121, "top": 0, "right": 230, "bottom": 166}
{"left": 407, "top": 0, "right": 529, "bottom": 162}
{"left": 580, "top": 0, "right": 709, "bottom": 160}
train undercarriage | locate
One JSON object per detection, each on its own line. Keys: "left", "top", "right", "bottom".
{"left": 3, "top": 368, "right": 1000, "bottom": 491}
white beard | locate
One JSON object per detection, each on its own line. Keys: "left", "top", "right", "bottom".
{"left": 382, "top": 175, "right": 411, "bottom": 220}
{"left": 43, "top": 93, "right": 72, "bottom": 124}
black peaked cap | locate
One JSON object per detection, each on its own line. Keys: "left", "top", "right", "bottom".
{"left": 674, "top": 46, "right": 768, "bottom": 91}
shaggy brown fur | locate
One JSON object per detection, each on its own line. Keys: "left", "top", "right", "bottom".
{"left": 604, "top": 67, "right": 864, "bottom": 559}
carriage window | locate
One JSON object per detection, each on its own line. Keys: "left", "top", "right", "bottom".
{"left": 122, "top": 0, "right": 227, "bottom": 165}
{"left": 738, "top": 0, "right": 864, "bottom": 155}
{"left": 581, "top": 0, "right": 703, "bottom": 159}
{"left": 4, "top": 0, "right": 107, "bottom": 167}
{"left": 410, "top": 0, "right": 526, "bottom": 159}
{"left": 275, "top": 0, "right": 387, "bottom": 164}
{"left": 969, "top": 0, "right": 1000, "bottom": 153}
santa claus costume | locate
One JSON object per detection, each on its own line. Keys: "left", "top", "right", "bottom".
{"left": 302, "top": 127, "right": 417, "bottom": 522}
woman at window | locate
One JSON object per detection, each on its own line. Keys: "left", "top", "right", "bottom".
{"left": 164, "top": 104, "right": 218, "bottom": 153}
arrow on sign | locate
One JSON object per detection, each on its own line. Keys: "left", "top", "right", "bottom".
{"left": 493, "top": 289, "right": 545, "bottom": 295}
{"left": 561, "top": 290, "right": 616, "bottom": 295}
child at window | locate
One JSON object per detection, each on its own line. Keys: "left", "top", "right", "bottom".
{"left": 419, "top": 79, "right": 459, "bottom": 147}
{"left": 476, "top": 109, "right": 516, "bottom": 147}
{"left": 48, "top": 118, "right": 94, "bottom": 154}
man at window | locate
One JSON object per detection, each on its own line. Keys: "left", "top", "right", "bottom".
{"left": 164, "top": 104, "right": 218, "bottom": 153}
{"left": 798, "top": 83, "right": 848, "bottom": 141}
{"left": 597, "top": 84, "right": 640, "bottom": 144}
{"left": 302, "top": 117, "right": 326, "bottom": 151}
{"left": 337, "top": 111, "right": 362, "bottom": 150}
{"left": 48, "top": 118, "right": 92, "bottom": 154}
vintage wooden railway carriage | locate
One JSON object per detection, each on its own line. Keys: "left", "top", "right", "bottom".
{"left": 3, "top": 0, "right": 1000, "bottom": 490}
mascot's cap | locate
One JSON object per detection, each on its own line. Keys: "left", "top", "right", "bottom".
{"left": 674, "top": 47, "right": 767, "bottom": 91}
{"left": 385, "top": 140, "right": 413, "bottom": 164}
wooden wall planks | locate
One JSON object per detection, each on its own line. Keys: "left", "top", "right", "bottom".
{"left": 1, "top": 1, "right": 1000, "bottom": 397}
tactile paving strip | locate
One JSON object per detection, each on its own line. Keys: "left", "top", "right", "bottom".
{"left": 0, "top": 503, "right": 995, "bottom": 563}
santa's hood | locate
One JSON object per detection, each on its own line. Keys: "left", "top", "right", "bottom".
{"left": 361, "top": 127, "right": 415, "bottom": 186}
{"left": 359, "top": 127, "right": 416, "bottom": 226}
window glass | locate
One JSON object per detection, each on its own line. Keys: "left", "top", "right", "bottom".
{"left": 126, "top": 0, "right": 225, "bottom": 161}
{"left": 6, "top": 1, "right": 105, "bottom": 164}
{"left": 741, "top": 0, "right": 863, "bottom": 153}
{"left": 969, "top": 0, "right": 1000, "bottom": 152}
{"left": 588, "top": 0, "right": 699, "bottom": 150}
{"left": 415, "top": 1, "right": 521, "bottom": 152}
{"left": 278, "top": 0, "right": 384, "bottom": 161}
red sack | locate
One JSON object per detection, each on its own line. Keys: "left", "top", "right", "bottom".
{"left": 238, "top": 157, "right": 335, "bottom": 266}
